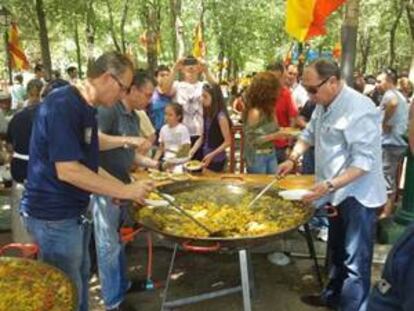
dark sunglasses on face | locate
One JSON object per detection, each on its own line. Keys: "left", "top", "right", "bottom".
{"left": 110, "top": 73, "right": 131, "bottom": 93}
{"left": 302, "top": 76, "right": 331, "bottom": 95}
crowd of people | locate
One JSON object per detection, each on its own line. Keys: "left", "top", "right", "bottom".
{"left": 2, "top": 51, "right": 414, "bottom": 311}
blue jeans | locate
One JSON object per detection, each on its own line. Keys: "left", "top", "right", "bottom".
{"left": 246, "top": 151, "right": 278, "bottom": 174}
{"left": 368, "top": 223, "right": 414, "bottom": 311}
{"left": 91, "top": 195, "right": 130, "bottom": 309}
{"left": 23, "top": 214, "right": 91, "bottom": 311}
{"left": 321, "top": 197, "right": 377, "bottom": 311}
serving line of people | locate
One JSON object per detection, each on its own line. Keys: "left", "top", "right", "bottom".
{"left": 7, "top": 51, "right": 414, "bottom": 311}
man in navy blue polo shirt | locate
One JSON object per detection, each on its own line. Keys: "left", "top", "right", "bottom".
{"left": 21, "top": 52, "right": 155, "bottom": 311}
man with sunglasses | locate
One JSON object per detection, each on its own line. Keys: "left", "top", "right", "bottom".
{"left": 21, "top": 52, "right": 155, "bottom": 311}
{"left": 278, "top": 59, "right": 387, "bottom": 311}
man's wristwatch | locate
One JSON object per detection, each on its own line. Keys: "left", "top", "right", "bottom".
{"left": 325, "top": 180, "right": 335, "bottom": 193}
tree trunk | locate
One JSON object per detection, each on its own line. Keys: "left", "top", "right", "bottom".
{"left": 358, "top": 28, "right": 372, "bottom": 74}
{"left": 389, "top": 1, "right": 404, "bottom": 68}
{"left": 169, "top": 0, "right": 181, "bottom": 60}
{"left": 175, "top": 17, "right": 186, "bottom": 59}
{"left": 74, "top": 21, "right": 83, "bottom": 78}
{"left": 340, "top": 0, "right": 360, "bottom": 86}
{"left": 405, "top": 0, "right": 414, "bottom": 81}
{"left": 35, "top": 0, "right": 52, "bottom": 80}
{"left": 142, "top": 0, "right": 161, "bottom": 75}
{"left": 218, "top": 50, "right": 224, "bottom": 82}
{"left": 105, "top": 0, "right": 121, "bottom": 52}
{"left": 120, "top": 0, "right": 130, "bottom": 54}
{"left": 86, "top": 0, "right": 96, "bottom": 67}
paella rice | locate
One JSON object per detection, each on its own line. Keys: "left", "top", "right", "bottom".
{"left": 137, "top": 189, "right": 310, "bottom": 238}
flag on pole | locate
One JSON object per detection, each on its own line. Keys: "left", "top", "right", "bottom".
{"left": 285, "top": 0, "right": 346, "bottom": 42}
{"left": 192, "top": 23, "right": 205, "bottom": 58}
{"left": 7, "top": 22, "right": 29, "bottom": 70}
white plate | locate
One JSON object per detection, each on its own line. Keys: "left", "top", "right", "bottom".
{"left": 278, "top": 189, "right": 311, "bottom": 201}
{"left": 183, "top": 161, "right": 203, "bottom": 171}
{"left": 168, "top": 172, "right": 191, "bottom": 181}
{"left": 144, "top": 193, "right": 175, "bottom": 207}
{"left": 148, "top": 171, "right": 169, "bottom": 181}
{"left": 164, "top": 156, "right": 191, "bottom": 165}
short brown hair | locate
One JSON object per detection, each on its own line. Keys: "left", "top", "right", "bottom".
{"left": 87, "top": 51, "right": 134, "bottom": 79}
{"left": 246, "top": 71, "right": 280, "bottom": 116}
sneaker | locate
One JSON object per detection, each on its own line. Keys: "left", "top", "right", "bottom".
{"left": 316, "top": 227, "right": 328, "bottom": 242}
{"left": 106, "top": 300, "right": 135, "bottom": 311}
{"left": 267, "top": 252, "right": 291, "bottom": 266}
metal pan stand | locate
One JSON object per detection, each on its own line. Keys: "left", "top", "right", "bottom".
{"left": 161, "top": 245, "right": 255, "bottom": 311}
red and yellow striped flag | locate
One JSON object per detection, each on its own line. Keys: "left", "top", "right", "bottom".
{"left": 192, "top": 23, "right": 205, "bottom": 58}
{"left": 285, "top": 0, "right": 346, "bottom": 42}
{"left": 7, "top": 22, "right": 29, "bottom": 70}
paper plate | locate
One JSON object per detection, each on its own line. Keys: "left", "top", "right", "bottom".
{"left": 183, "top": 160, "right": 203, "bottom": 171}
{"left": 165, "top": 156, "right": 191, "bottom": 165}
{"left": 168, "top": 172, "right": 191, "bottom": 181}
{"left": 144, "top": 193, "right": 175, "bottom": 207}
{"left": 278, "top": 189, "right": 311, "bottom": 201}
{"left": 148, "top": 171, "right": 169, "bottom": 181}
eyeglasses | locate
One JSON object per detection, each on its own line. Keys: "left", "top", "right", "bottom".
{"left": 302, "top": 77, "right": 331, "bottom": 95}
{"left": 110, "top": 73, "right": 131, "bottom": 93}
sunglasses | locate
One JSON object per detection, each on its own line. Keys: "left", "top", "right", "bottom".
{"left": 302, "top": 77, "right": 331, "bottom": 95}
{"left": 110, "top": 73, "right": 131, "bottom": 93}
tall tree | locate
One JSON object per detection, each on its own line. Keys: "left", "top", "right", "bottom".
{"left": 341, "top": 0, "right": 360, "bottom": 85}
{"left": 406, "top": 0, "right": 414, "bottom": 80}
{"left": 389, "top": 0, "right": 404, "bottom": 68}
{"left": 86, "top": 0, "right": 96, "bottom": 65}
{"left": 105, "top": 0, "right": 121, "bottom": 52}
{"left": 35, "top": 0, "right": 52, "bottom": 79}
{"left": 169, "top": 0, "right": 182, "bottom": 60}
{"left": 358, "top": 28, "right": 372, "bottom": 74}
{"left": 140, "top": 0, "right": 162, "bottom": 74}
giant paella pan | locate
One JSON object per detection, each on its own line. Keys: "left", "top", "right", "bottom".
{"left": 0, "top": 256, "right": 77, "bottom": 311}
{"left": 134, "top": 180, "right": 333, "bottom": 250}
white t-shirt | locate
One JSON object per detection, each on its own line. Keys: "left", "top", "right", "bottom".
{"left": 159, "top": 123, "right": 191, "bottom": 159}
{"left": 10, "top": 84, "right": 26, "bottom": 110}
{"left": 291, "top": 83, "right": 309, "bottom": 109}
{"left": 172, "top": 81, "right": 204, "bottom": 137}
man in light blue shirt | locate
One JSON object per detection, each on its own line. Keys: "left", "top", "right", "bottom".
{"left": 376, "top": 69, "right": 409, "bottom": 218}
{"left": 278, "top": 59, "right": 387, "bottom": 311}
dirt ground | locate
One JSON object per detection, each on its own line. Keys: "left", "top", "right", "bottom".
{"left": 0, "top": 229, "right": 383, "bottom": 311}
{"left": 88, "top": 236, "right": 383, "bottom": 311}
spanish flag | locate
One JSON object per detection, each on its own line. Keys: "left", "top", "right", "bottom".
{"left": 285, "top": 0, "right": 346, "bottom": 42}
{"left": 7, "top": 22, "right": 29, "bottom": 70}
{"left": 192, "top": 23, "right": 205, "bottom": 58}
